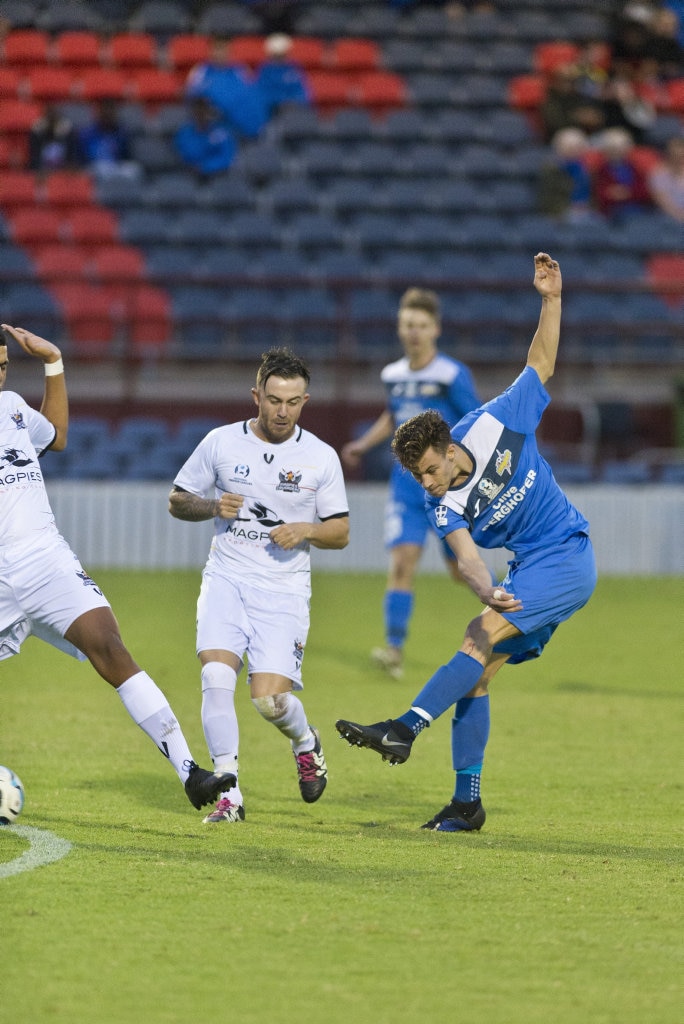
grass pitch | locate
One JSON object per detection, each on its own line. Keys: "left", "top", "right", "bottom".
{"left": 2, "top": 571, "right": 682, "bottom": 1024}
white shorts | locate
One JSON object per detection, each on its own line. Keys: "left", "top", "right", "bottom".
{"left": 196, "top": 568, "right": 310, "bottom": 689}
{"left": 0, "top": 533, "right": 110, "bottom": 661}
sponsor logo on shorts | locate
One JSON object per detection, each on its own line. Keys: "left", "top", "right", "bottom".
{"left": 293, "top": 638, "right": 304, "bottom": 668}
{"left": 277, "top": 469, "right": 302, "bottom": 492}
{"left": 76, "top": 569, "right": 103, "bottom": 595}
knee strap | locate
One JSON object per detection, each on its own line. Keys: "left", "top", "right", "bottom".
{"left": 251, "top": 693, "right": 290, "bottom": 721}
{"left": 201, "top": 662, "right": 237, "bottom": 693}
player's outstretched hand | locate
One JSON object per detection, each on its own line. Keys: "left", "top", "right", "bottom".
{"left": 532, "top": 253, "right": 562, "bottom": 299}
{"left": 489, "top": 586, "right": 523, "bottom": 612}
{"left": 1, "top": 324, "right": 62, "bottom": 364}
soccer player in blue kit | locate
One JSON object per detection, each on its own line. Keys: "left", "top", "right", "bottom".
{"left": 341, "top": 287, "right": 480, "bottom": 679}
{"left": 336, "top": 253, "right": 597, "bottom": 832}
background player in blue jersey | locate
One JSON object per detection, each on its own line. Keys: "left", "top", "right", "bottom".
{"left": 341, "top": 288, "right": 480, "bottom": 680}
{"left": 336, "top": 253, "right": 597, "bottom": 832}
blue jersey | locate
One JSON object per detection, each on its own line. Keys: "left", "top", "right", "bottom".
{"left": 426, "top": 367, "right": 589, "bottom": 558}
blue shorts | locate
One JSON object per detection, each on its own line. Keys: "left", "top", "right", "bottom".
{"left": 492, "top": 532, "right": 597, "bottom": 664}
{"left": 384, "top": 466, "right": 454, "bottom": 560}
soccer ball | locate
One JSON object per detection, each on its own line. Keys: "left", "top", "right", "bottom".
{"left": 0, "top": 765, "right": 24, "bottom": 825}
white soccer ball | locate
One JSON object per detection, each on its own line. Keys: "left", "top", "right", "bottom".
{"left": 0, "top": 765, "right": 24, "bottom": 825}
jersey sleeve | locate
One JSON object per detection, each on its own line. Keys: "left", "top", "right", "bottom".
{"left": 23, "top": 399, "right": 56, "bottom": 455}
{"left": 315, "top": 448, "right": 349, "bottom": 520}
{"left": 427, "top": 495, "right": 467, "bottom": 538}
{"left": 173, "top": 431, "right": 219, "bottom": 497}
{"left": 480, "top": 366, "right": 550, "bottom": 434}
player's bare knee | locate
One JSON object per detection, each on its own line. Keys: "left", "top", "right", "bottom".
{"left": 251, "top": 693, "right": 289, "bottom": 721}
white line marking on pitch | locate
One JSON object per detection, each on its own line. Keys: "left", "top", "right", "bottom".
{"left": 0, "top": 825, "right": 72, "bottom": 877}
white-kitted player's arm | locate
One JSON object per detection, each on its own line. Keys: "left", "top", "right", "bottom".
{"left": 2, "top": 324, "right": 68, "bottom": 449}
{"left": 270, "top": 513, "right": 349, "bottom": 551}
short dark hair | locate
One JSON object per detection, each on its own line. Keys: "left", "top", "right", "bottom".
{"left": 398, "top": 287, "right": 440, "bottom": 321}
{"left": 392, "top": 410, "right": 452, "bottom": 471}
{"left": 256, "top": 346, "right": 310, "bottom": 390}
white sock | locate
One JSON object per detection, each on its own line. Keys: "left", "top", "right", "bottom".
{"left": 201, "top": 662, "right": 243, "bottom": 803}
{"left": 117, "top": 671, "right": 193, "bottom": 782}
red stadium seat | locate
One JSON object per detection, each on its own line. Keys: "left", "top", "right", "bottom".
{"left": 307, "top": 71, "right": 354, "bottom": 113}
{"left": 64, "top": 207, "right": 118, "bottom": 244}
{"left": 665, "top": 78, "right": 684, "bottom": 112}
{"left": 646, "top": 254, "right": 684, "bottom": 308}
{"left": 166, "top": 34, "right": 211, "bottom": 71}
{"left": 108, "top": 33, "right": 158, "bottom": 68}
{"left": 288, "top": 37, "right": 326, "bottom": 70}
{"left": 78, "top": 68, "right": 129, "bottom": 101}
{"left": 354, "top": 71, "right": 406, "bottom": 115}
{"left": 91, "top": 244, "right": 145, "bottom": 283}
{"left": 52, "top": 282, "right": 118, "bottom": 347}
{"left": 129, "top": 284, "right": 172, "bottom": 348}
{"left": 508, "top": 74, "right": 546, "bottom": 110}
{"left": 129, "top": 68, "right": 182, "bottom": 104}
{"left": 228, "top": 36, "right": 267, "bottom": 68}
{"left": 0, "top": 98, "right": 43, "bottom": 133}
{"left": 329, "top": 39, "right": 380, "bottom": 72}
{"left": 34, "top": 244, "right": 91, "bottom": 281}
{"left": 0, "top": 68, "right": 22, "bottom": 99}
{"left": 533, "top": 42, "right": 580, "bottom": 76}
{"left": 2, "top": 30, "right": 50, "bottom": 66}
{"left": 53, "top": 31, "right": 102, "bottom": 67}
{"left": 43, "top": 171, "right": 95, "bottom": 208}
{"left": 0, "top": 170, "right": 37, "bottom": 208}
{"left": 26, "top": 67, "right": 77, "bottom": 102}
{"left": 10, "top": 207, "right": 64, "bottom": 246}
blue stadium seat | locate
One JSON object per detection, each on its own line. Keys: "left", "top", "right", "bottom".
{"left": 172, "top": 210, "right": 230, "bottom": 246}
{"left": 283, "top": 288, "right": 338, "bottom": 355}
{"left": 200, "top": 174, "right": 256, "bottom": 213}
{"left": 196, "top": 248, "right": 259, "bottom": 281}
{"left": 326, "top": 108, "right": 376, "bottom": 144}
{"left": 119, "top": 209, "right": 173, "bottom": 246}
{"left": 146, "top": 246, "right": 198, "bottom": 281}
{"left": 659, "top": 462, "right": 684, "bottom": 484}
{"left": 382, "top": 39, "right": 432, "bottom": 73}
{"left": 423, "top": 179, "right": 482, "bottom": 214}
{"left": 172, "top": 288, "right": 226, "bottom": 346}
{"left": 115, "top": 417, "right": 170, "bottom": 453}
{"left": 130, "top": 0, "right": 193, "bottom": 34}
{"left": 175, "top": 418, "right": 222, "bottom": 451}
{"left": 145, "top": 172, "right": 200, "bottom": 209}
{"left": 325, "top": 178, "right": 379, "bottom": 217}
{"left": 227, "top": 211, "right": 282, "bottom": 252}
{"left": 266, "top": 178, "right": 321, "bottom": 220}
{"left": 131, "top": 135, "right": 178, "bottom": 174}
{"left": 287, "top": 212, "right": 344, "bottom": 253}
{"left": 472, "top": 109, "right": 533, "bottom": 147}
{"left": 456, "top": 75, "right": 508, "bottom": 108}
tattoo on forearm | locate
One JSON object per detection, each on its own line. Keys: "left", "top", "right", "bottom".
{"left": 171, "top": 493, "right": 218, "bottom": 521}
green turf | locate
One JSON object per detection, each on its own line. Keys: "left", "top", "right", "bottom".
{"left": 2, "top": 572, "right": 682, "bottom": 1024}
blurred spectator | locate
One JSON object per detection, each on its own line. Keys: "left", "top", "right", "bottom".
{"left": 29, "top": 105, "right": 81, "bottom": 175}
{"left": 186, "top": 37, "right": 268, "bottom": 139}
{"left": 601, "top": 70, "right": 658, "bottom": 143}
{"left": 174, "top": 98, "right": 237, "bottom": 180}
{"left": 78, "top": 99, "right": 139, "bottom": 180}
{"left": 648, "top": 134, "right": 684, "bottom": 222}
{"left": 611, "top": 4, "right": 656, "bottom": 75}
{"left": 539, "top": 64, "right": 606, "bottom": 143}
{"left": 573, "top": 40, "right": 611, "bottom": 100}
{"left": 647, "top": 6, "right": 684, "bottom": 78}
{"left": 538, "top": 127, "right": 598, "bottom": 222}
{"left": 592, "top": 126, "right": 654, "bottom": 221}
{"left": 255, "top": 33, "right": 311, "bottom": 116}
{"left": 665, "top": 0, "right": 684, "bottom": 45}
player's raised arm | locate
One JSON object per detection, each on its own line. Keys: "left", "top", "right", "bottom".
{"left": 525, "top": 253, "right": 562, "bottom": 385}
{"left": 2, "top": 324, "right": 68, "bottom": 448}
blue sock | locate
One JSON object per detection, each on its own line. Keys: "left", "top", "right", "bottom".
{"left": 452, "top": 696, "right": 490, "bottom": 803}
{"left": 396, "top": 708, "right": 430, "bottom": 736}
{"left": 385, "top": 590, "right": 413, "bottom": 649}
{"left": 410, "top": 652, "right": 484, "bottom": 722}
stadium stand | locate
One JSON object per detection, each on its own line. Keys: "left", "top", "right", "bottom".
{"left": 0, "top": 0, "right": 681, "bottom": 481}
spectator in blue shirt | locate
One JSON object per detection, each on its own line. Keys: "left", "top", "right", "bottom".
{"left": 186, "top": 38, "right": 268, "bottom": 139}
{"left": 78, "top": 99, "right": 139, "bottom": 180}
{"left": 174, "top": 98, "right": 237, "bottom": 180}
{"left": 255, "top": 33, "right": 311, "bottom": 116}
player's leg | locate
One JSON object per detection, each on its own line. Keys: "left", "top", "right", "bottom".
{"left": 65, "top": 606, "right": 234, "bottom": 808}
{"left": 246, "top": 587, "right": 327, "bottom": 803}
{"left": 421, "top": 652, "right": 508, "bottom": 832}
{"left": 374, "top": 474, "right": 429, "bottom": 677}
{"left": 195, "top": 572, "right": 248, "bottom": 822}
{"left": 336, "top": 607, "right": 519, "bottom": 762}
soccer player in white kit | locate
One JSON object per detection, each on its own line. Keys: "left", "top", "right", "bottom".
{"left": 0, "top": 324, "right": 235, "bottom": 812}
{"left": 169, "top": 347, "right": 349, "bottom": 823}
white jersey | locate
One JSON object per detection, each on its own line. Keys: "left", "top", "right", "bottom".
{"left": 174, "top": 419, "right": 349, "bottom": 598}
{"left": 0, "top": 390, "right": 59, "bottom": 550}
